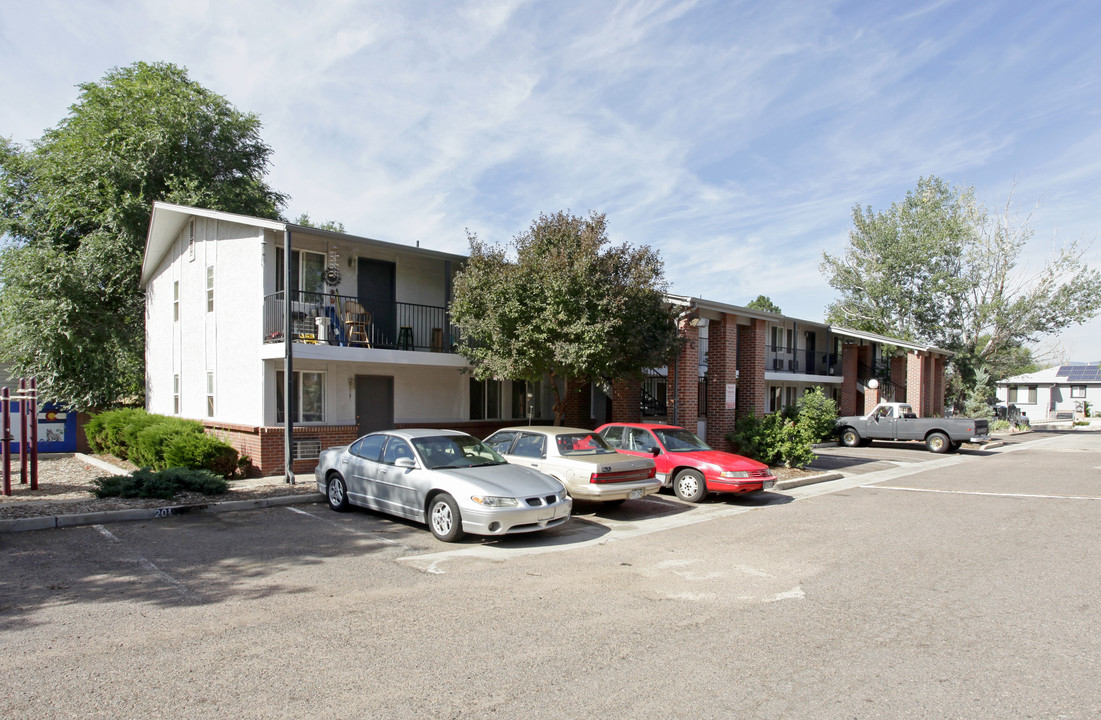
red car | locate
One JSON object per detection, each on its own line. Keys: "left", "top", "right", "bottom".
{"left": 595, "top": 423, "right": 777, "bottom": 503}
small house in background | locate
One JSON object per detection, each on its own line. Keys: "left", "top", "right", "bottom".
{"left": 996, "top": 364, "right": 1101, "bottom": 421}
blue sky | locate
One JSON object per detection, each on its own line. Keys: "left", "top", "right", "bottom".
{"left": 3, "top": 0, "right": 1100, "bottom": 362}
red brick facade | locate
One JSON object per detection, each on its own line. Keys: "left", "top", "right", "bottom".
{"left": 610, "top": 380, "right": 641, "bottom": 424}
{"left": 562, "top": 378, "right": 593, "bottom": 428}
{"left": 705, "top": 315, "right": 738, "bottom": 449}
{"left": 672, "top": 320, "right": 699, "bottom": 433}
{"left": 735, "top": 319, "right": 766, "bottom": 420}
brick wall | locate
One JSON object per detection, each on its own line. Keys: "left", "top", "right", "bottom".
{"left": 841, "top": 343, "right": 859, "bottom": 415}
{"left": 933, "top": 356, "right": 945, "bottom": 415}
{"left": 563, "top": 378, "right": 593, "bottom": 428}
{"left": 705, "top": 314, "right": 737, "bottom": 450}
{"left": 672, "top": 320, "right": 699, "bottom": 433}
{"left": 906, "top": 352, "right": 928, "bottom": 417}
{"left": 610, "top": 380, "right": 641, "bottom": 424}
{"left": 735, "top": 319, "right": 766, "bottom": 419}
{"left": 204, "top": 421, "right": 360, "bottom": 476}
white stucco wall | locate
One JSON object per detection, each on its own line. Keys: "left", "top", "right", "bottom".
{"left": 146, "top": 217, "right": 266, "bottom": 424}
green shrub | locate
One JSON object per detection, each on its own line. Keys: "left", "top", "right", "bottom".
{"left": 795, "top": 387, "right": 838, "bottom": 442}
{"left": 163, "top": 432, "right": 239, "bottom": 478}
{"left": 990, "top": 419, "right": 1012, "bottom": 432}
{"left": 86, "top": 408, "right": 150, "bottom": 456}
{"left": 92, "top": 467, "right": 228, "bottom": 499}
{"left": 727, "top": 412, "right": 816, "bottom": 468}
{"left": 131, "top": 417, "right": 206, "bottom": 469}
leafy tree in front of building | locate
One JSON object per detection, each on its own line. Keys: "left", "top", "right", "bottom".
{"left": 820, "top": 176, "right": 1101, "bottom": 410}
{"left": 451, "top": 210, "right": 681, "bottom": 424}
{"left": 0, "top": 61, "right": 287, "bottom": 409}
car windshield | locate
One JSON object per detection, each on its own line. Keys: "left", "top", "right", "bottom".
{"left": 653, "top": 428, "right": 710, "bottom": 452}
{"left": 555, "top": 433, "right": 617, "bottom": 456}
{"left": 411, "top": 435, "right": 507, "bottom": 469}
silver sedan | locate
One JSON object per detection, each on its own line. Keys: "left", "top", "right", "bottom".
{"left": 315, "top": 429, "right": 572, "bottom": 542}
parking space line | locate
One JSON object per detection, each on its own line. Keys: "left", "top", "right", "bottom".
{"left": 861, "top": 485, "right": 1101, "bottom": 501}
{"left": 92, "top": 524, "right": 201, "bottom": 602}
{"left": 285, "top": 505, "right": 414, "bottom": 550}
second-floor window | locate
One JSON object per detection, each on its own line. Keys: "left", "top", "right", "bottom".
{"left": 173, "top": 281, "right": 179, "bottom": 321}
{"left": 275, "top": 248, "right": 326, "bottom": 297}
{"left": 206, "top": 266, "right": 214, "bottom": 312}
{"left": 1071, "top": 385, "right": 1086, "bottom": 398}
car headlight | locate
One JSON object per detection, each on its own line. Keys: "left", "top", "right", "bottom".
{"left": 558, "top": 489, "right": 571, "bottom": 503}
{"left": 720, "top": 470, "right": 750, "bottom": 479}
{"left": 470, "top": 495, "right": 519, "bottom": 507}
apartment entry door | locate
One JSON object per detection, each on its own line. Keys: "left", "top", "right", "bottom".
{"left": 356, "top": 375, "right": 394, "bottom": 437}
{"left": 358, "top": 259, "right": 396, "bottom": 348}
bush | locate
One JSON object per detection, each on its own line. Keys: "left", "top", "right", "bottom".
{"left": 86, "top": 408, "right": 150, "bottom": 456}
{"left": 990, "top": 419, "right": 1012, "bottom": 432}
{"left": 130, "top": 417, "right": 206, "bottom": 469}
{"left": 92, "top": 467, "right": 228, "bottom": 499}
{"left": 163, "top": 432, "right": 239, "bottom": 478}
{"left": 795, "top": 387, "right": 838, "bottom": 442}
{"left": 727, "top": 412, "right": 816, "bottom": 468}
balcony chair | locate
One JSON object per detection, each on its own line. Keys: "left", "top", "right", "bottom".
{"left": 344, "top": 300, "right": 371, "bottom": 347}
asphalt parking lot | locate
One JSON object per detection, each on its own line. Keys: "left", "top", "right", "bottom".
{"left": 1, "top": 430, "right": 1098, "bottom": 719}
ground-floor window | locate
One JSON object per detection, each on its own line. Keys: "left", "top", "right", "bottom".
{"left": 276, "top": 370, "right": 325, "bottom": 423}
{"left": 1007, "top": 385, "right": 1037, "bottom": 404}
{"left": 510, "top": 379, "right": 543, "bottom": 420}
{"left": 206, "top": 372, "right": 215, "bottom": 417}
{"left": 470, "top": 378, "right": 502, "bottom": 420}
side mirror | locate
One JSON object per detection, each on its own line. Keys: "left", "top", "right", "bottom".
{"left": 649, "top": 446, "right": 660, "bottom": 456}
{"left": 395, "top": 457, "right": 416, "bottom": 469}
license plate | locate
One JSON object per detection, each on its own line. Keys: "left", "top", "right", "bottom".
{"left": 762, "top": 480, "right": 775, "bottom": 490}
{"left": 628, "top": 489, "right": 644, "bottom": 499}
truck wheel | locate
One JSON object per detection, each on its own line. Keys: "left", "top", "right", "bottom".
{"left": 926, "top": 432, "right": 951, "bottom": 454}
{"left": 840, "top": 428, "right": 862, "bottom": 448}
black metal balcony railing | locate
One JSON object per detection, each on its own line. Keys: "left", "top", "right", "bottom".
{"left": 263, "top": 291, "right": 460, "bottom": 353}
{"left": 766, "top": 345, "right": 839, "bottom": 376}
{"left": 858, "top": 361, "right": 898, "bottom": 401}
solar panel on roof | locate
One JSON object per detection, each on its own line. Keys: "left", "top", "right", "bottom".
{"left": 1057, "top": 366, "right": 1072, "bottom": 376}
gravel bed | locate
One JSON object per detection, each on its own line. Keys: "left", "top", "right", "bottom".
{"left": 0, "top": 454, "right": 318, "bottom": 520}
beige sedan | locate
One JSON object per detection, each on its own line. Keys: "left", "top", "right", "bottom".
{"left": 485, "top": 426, "right": 660, "bottom": 505}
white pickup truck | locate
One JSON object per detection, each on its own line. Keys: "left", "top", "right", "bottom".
{"left": 836, "top": 402, "right": 990, "bottom": 453}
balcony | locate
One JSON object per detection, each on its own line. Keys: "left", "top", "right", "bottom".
{"left": 263, "top": 291, "right": 459, "bottom": 353}
{"left": 767, "top": 345, "right": 839, "bottom": 376}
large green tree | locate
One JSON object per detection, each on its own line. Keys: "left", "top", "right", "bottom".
{"left": 746, "top": 295, "right": 782, "bottom": 314}
{"left": 451, "top": 211, "right": 681, "bottom": 424}
{"left": 821, "top": 176, "right": 1101, "bottom": 409}
{"left": 0, "top": 62, "right": 286, "bottom": 409}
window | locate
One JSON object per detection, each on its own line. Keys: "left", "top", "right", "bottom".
{"left": 275, "top": 248, "right": 326, "bottom": 297}
{"left": 512, "top": 433, "right": 547, "bottom": 459}
{"left": 206, "top": 265, "right": 214, "bottom": 312}
{"left": 351, "top": 435, "right": 386, "bottom": 462}
{"left": 206, "top": 372, "right": 214, "bottom": 417}
{"left": 173, "top": 375, "right": 180, "bottom": 414}
{"left": 469, "top": 378, "right": 502, "bottom": 420}
{"left": 173, "top": 281, "right": 179, "bottom": 322}
{"left": 511, "top": 380, "right": 542, "bottom": 419}
{"left": 770, "top": 386, "right": 782, "bottom": 412}
{"left": 381, "top": 438, "right": 415, "bottom": 465}
{"left": 1071, "top": 385, "right": 1086, "bottom": 398}
{"left": 276, "top": 370, "right": 326, "bottom": 423}
{"left": 485, "top": 431, "right": 520, "bottom": 455}
{"left": 599, "top": 426, "right": 625, "bottom": 448}
{"left": 188, "top": 220, "right": 196, "bottom": 261}
{"left": 1008, "top": 385, "right": 1037, "bottom": 404}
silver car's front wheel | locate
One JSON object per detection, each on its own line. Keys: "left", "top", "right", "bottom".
{"left": 327, "top": 474, "right": 350, "bottom": 512}
{"left": 428, "top": 494, "right": 464, "bottom": 542}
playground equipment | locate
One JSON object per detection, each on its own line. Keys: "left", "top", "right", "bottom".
{"left": 1, "top": 378, "right": 38, "bottom": 496}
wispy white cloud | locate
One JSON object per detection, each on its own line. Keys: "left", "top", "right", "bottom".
{"left": 2, "top": 0, "right": 1100, "bottom": 359}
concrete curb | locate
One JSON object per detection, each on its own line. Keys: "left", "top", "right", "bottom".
{"left": 774, "top": 472, "right": 845, "bottom": 491}
{"left": 0, "top": 492, "right": 324, "bottom": 534}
